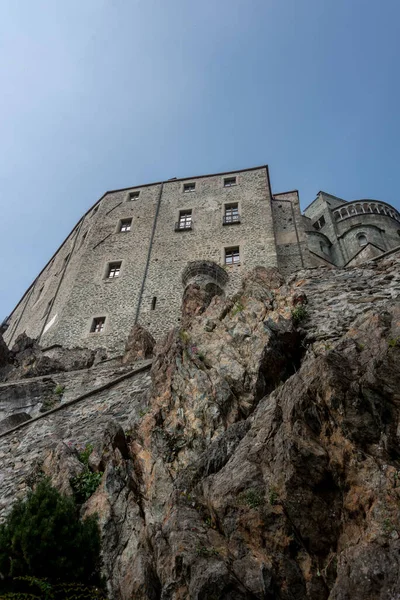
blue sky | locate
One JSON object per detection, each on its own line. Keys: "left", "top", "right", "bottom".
{"left": 1, "top": 0, "right": 400, "bottom": 319}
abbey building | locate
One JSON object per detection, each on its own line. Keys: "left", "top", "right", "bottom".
{"left": 3, "top": 165, "right": 400, "bottom": 354}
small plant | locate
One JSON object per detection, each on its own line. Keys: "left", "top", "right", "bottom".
{"left": 269, "top": 487, "right": 279, "bottom": 506}
{"left": 196, "top": 545, "right": 219, "bottom": 558}
{"left": 291, "top": 305, "right": 308, "bottom": 325}
{"left": 70, "top": 444, "right": 103, "bottom": 504}
{"left": 231, "top": 301, "right": 245, "bottom": 316}
{"left": 179, "top": 329, "right": 191, "bottom": 344}
{"left": 138, "top": 408, "right": 149, "bottom": 418}
{"left": 54, "top": 384, "right": 65, "bottom": 396}
{"left": 388, "top": 338, "right": 399, "bottom": 348}
{"left": 238, "top": 488, "right": 263, "bottom": 509}
{"left": 78, "top": 444, "right": 94, "bottom": 466}
{"left": 383, "top": 517, "right": 395, "bottom": 535}
{"left": 71, "top": 471, "right": 103, "bottom": 504}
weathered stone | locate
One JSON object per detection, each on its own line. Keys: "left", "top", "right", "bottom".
{"left": 122, "top": 324, "right": 155, "bottom": 364}
{"left": 1, "top": 255, "right": 400, "bottom": 598}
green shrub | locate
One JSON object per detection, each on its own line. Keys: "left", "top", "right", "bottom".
{"left": 231, "top": 301, "right": 244, "bottom": 316}
{"left": 71, "top": 471, "right": 103, "bottom": 505}
{"left": 54, "top": 385, "right": 65, "bottom": 397}
{"left": 291, "top": 305, "right": 308, "bottom": 325}
{"left": 71, "top": 444, "right": 103, "bottom": 504}
{"left": 0, "top": 480, "right": 103, "bottom": 594}
{"left": 238, "top": 488, "right": 263, "bottom": 509}
{"left": 388, "top": 338, "right": 399, "bottom": 348}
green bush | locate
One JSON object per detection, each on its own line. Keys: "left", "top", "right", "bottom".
{"left": 291, "top": 305, "right": 308, "bottom": 325}
{"left": 70, "top": 444, "right": 103, "bottom": 504}
{"left": 0, "top": 480, "right": 103, "bottom": 596}
{"left": 71, "top": 471, "right": 103, "bottom": 505}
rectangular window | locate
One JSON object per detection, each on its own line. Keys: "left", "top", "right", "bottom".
{"left": 91, "top": 317, "right": 106, "bottom": 333}
{"left": 223, "top": 203, "right": 240, "bottom": 225}
{"left": 119, "top": 218, "right": 132, "bottom": 232}
{"left": 129, "top": 191, "right": 140, "bottom": 200}
{"left": 225, "top": 247, "right": 240, "bottom": 265}
{"left": 176, "top": 210, "right": 192, "bottom": 231}
{"left": 183, "top": 182, "right": 195, "bottom": 193}
{"left": 107, "top": 261, "right": 122, "bottom": 278}
{"left": 224, "top": 176, "right": 237, "bottom": 187}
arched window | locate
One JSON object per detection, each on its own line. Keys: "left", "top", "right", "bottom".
{"left": 357, "top": 233, "right": 367, "bottom": 247}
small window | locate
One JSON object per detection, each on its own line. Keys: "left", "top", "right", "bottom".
{"left": 224, "top": 176, "right": 237, "bottom": 187}
{"left": 107, "top": 261, "right": 122, "bottom": 278}
{"left": 225, "top": 247, "right": 240, "bottom": 265}
{"left": 176, "top": 210, "right": 192, "bottom": 231}
{"left": 358, "top": 234, "right": 367, "bottom": 247}
{"left": 128, "top": 191, "right": 140, "bottom": 201}
{"left": 119, "top": 218, "right": 132, "bottom": 232}
{"left": 151, "top": 297, "right": 157, "bottom": 310}
{"left": 183, "top": 182, "right": 195, "bottom": 193}
{"left": 313, "top": 215, "right": 326, "bottom": 230}
{"left": 224, "top": 203, "right": 240, "bottom": 225}
{"left": 91, "top": 317, "right": 106, "bottom": 333}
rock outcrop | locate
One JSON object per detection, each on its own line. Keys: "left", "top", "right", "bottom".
{"left": 122, "top": 324, "right": 156, "bottom": 364}
{"left": 2, "top": 253, "right": 400, "bottom": 599}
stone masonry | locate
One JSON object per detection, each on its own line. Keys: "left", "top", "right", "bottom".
{"left": 3, "top": 165, "right": 400, "bottom": 356}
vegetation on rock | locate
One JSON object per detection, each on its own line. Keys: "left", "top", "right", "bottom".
{"left": 0, "top": 480, "right": 104, "bottom": 598}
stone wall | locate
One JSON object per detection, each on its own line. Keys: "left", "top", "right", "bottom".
{"left": 0, "top": 362, "right": 151, "bottom": 520}
{"left": 138, "top": 167, "right": 278, "bottom": 338}
{"left": 5, "top": 166, "right": 281, "bottom": 353}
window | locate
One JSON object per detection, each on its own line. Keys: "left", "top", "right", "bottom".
{"left": 128, "top": 191, "right": 140, "bottom": 200}
{"left": 224, "top": 176, "right": 237, "bottom": 187}
{"left": 313, "top": 215, "right": 326, "bottom": 230}
{"left": 225, "top": 247, "right": 240, "bottom": 265}
{"left": 151, "top": 297, "right": 157, "bottom": 310}
{"left": 107, "top": 261, "right": 122, "bottom": 278}
{"left": 176, "top": 210, "right": 192, "bottom": 231}
{"left": 358, "top": 234, "right": 367, "bottom": 247}
{"left": 223, "top": 203, "right": 240, "bottom": 225}
{"left": 119, "top": 218, "right": 132, "bottom": 232}
{"left": 183, "top": 182, "right": 195, "bottom": 193}
{"left": 91, "top": 317, "right": 106, "bottom": 333}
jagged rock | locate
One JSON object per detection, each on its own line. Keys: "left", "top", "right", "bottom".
{"left": 122, "top": 324, "right": 155, "bottom": 364}
{"left": 2, "top": 259, "right": 400, "bottom": 599}
{"left": 11, "top": 332, "right": 37, "bottom": 354}
{"left": 41, "top": 442, "right": 84, "bottom": 497}
{"left": 0, "top": 332, "right": 10, "bottom": 368}
{"left": 4, "top": 338, "right": 99, "bottom": 381}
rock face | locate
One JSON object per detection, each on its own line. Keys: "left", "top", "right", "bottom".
{"left": 2, "top": 254, "right": 400, "bottom": 599}
{"left": 122, "top": 324, "right": 156, "bottom": 364}
{"left": 0, "top": 333, "right": 104, "bottom": 382}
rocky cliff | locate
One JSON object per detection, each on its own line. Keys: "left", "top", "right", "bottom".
{"left": 1, "top": 251, "right": 400, "bottom": 599}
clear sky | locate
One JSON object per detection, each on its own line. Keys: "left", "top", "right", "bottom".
{"left": 1, "top": 0, "right": 399, "bottom": 319}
